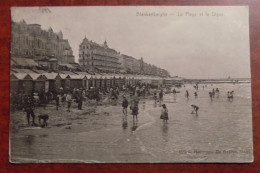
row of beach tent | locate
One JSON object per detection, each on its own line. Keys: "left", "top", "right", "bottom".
{"left": 10, "top": 71, "right": 166, "bottom": 94}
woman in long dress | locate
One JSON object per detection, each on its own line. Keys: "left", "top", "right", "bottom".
{"left": 161, "top": 104, "right": 169, "bottom": 125}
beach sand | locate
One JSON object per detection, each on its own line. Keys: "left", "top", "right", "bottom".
{"left": 9, "top": 83, "right": 253, "bottom": 163}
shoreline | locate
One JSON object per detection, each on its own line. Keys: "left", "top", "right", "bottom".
{"left": 9, "top": 83, "right": 253, "bottom": 163}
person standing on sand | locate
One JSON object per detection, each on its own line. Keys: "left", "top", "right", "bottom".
{"left": 173, "top": 88, "right": 177, "bottom": 95}
{"left": 185, "top": 90, "right": 189, "bottom": 99}
{"left": 209, "top": 92, "right": 213, "bottom": 101}
{"left": 122, "top": 96, "right": 129, "bottom": 115}
{"left": 77, "top": 91, "right": 83, "bottom": 110}
{"left": 153, "top": 91, "right": 157, "bottom": 101}
{"left": 55, "top": 93, "right": 60, "bottom": 110}
{"left": 212, "top": 88, "right": 215, "bottom": 98}
{"left": 66, "top": 92, "right": 72, "bottom": 112}
{"left": 40, "top": 91, "right": 47, "bottom": 110}
{"left": 160, "top": 104, "right": 169, "bottom": 125}
{"left": 62, "top": 93, "right": 66, "bottom": 107}
{"left": 159, "top": 89, "right": 164, "bottom": 104}
{"left": 24, "top": 95, "right": 36, "bottom": 126}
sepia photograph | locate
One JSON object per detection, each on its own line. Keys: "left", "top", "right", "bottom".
{"left": 9, "top": 6, "right": 253, "bottom": 163}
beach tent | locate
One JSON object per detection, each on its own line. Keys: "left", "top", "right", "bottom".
{"left": 42, "top": 73, "right": 62, "bottom": 93}
{"left": 85, "top": 74, "right": 93, "bottom": 89}
{"left": 101, "top": 74, "right": 112, "bottom": 89}
{"left": 103, "top": 75, "right": 114, "bottom": 89}
{"left": 100, "top": 76, "right": 106, "bottom": 89}
{"left": 69, "top": 74, "right": 87, "bottom": 89}
{"left": 73, "top": 72, "right": 93, "bottom": 89}
{"left": 117, "top": 75, "right": 125, "bottom": 88}
{"left": 114, "top": 75, "right": 123, "bottom": 87}
{"left": 59, "top": 74, "right": 71, "bottom": 91}
{"left": 10, "top": 73, "right": 33, "bottom": 94}
{"left": 109, "top": 75, "right": 116, "bottom": 88}
{"left": 28, "top": 73, "right": 47, "bottom": 93}
{"left": 10, "top": 73, "right": 21, "bottom": 94}
{"left": 92, "top": 75, "right": 103, "bottom": 89}
{"left": 86, "top": 75, "right": 95, "bottom": 88}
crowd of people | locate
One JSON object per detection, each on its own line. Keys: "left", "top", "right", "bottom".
{"left": 10, "top": 83, "right": 155, "bottom": 126}
{"left": 10, "top": 82, "right": 236, "bottom": 127}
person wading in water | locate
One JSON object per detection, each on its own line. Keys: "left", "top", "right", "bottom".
{"left": 130, "top": 99, "right": 139, "bottom": 121}
{"left": 122, "top": 96, "right": 129, "bottom": 116}
{"left": 160, "top": 104, "right": 169, "bottom": 125}
{"left": 185, "top": 90, "right": 189, "bottom": 99}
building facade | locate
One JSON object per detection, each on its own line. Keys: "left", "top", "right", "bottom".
{"left": 78, "top": 37, "right": 170, "bottom": 77}
{"left": 11, "top": 19, "right": 75, "bottom": 65}
{"left": 119, "top": 54, "right": 134, "bottom": 73}
{"left": 79, "top": 37, "right": 120, "bottom": 73}
{"left": 119, "top": 55, "right": 170, "bottom": 77}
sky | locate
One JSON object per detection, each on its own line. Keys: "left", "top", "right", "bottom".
{"left": 11, "top": 6, "right": 251, "bottom": 79}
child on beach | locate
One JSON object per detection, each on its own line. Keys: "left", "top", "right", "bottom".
{"left": 194, "top": 92, "right": 198, "bottom": 98}
{"left": 227, "top": 91, "right": 234, "bottom": 101}
{"left": 154, "top": 92, "right": 157, "bottom": 101}
{"left": 191, "top": 105, "right": 199, "bottom": 115}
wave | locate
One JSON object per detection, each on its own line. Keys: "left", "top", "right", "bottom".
{"left": 10, "top": 157, "right": 103, "bottom": 163}
{"left": 135, "top": 108, "right": 157, "bottom": 132}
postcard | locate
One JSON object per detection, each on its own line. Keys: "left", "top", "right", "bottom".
{"left": 9, "top": 6, "right": 253, "bottom": 163}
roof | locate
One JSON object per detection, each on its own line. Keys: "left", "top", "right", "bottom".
{"left": 59, "top": 71, "right": 77, "bottom": 75}
{"left": 33, "top": 69, "right": 46, "bottom": 74}
{"left": 12, "top": 58, "right": 39, "bottom": 67}
{"left": 59, "top": 63, "right": 76, "bottom": 69}
{"left": 85, "top": 74, "right": 93, "bottom": 79}
{"left": 93, "top": 75, "right": 103, "bottom": 79}
{"left": 168, "top": 77, "right": 184, "bottom": 81}
{"left": 59, "top": 74, "right": 70, "bottom": 79}
{"left": 75, "top": 72, "right": 91, "bottom": 75}
{"left": 69, "top": 63, "right": 80, "bottom": 67}
{"left": 49, "top": 58, "right": 58, "bottom": 62}
{"left": 11, "top": 68, "right": 36, "bottom": 74}
{"left": 11, "top": 73, "right": 32, "bottom": 80}
{"left": 74, "top": 72, "right": 93, "bottom": 79}
{"left": 28, "top": 73, "right": 41, "bottom": 80}
{"left": 42, "top": 72, "right": 60, "bottom": 80}
{"left": 69, "top": 74, "right": 86, "bottom": 79}
{"left": 11, "top": 59, "right": 17, "bottom": 66}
